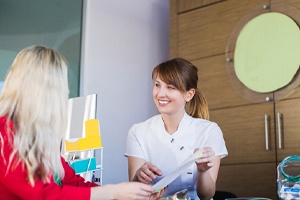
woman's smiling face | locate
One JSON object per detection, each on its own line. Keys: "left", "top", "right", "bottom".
{"left": 152, "top": 76, "right": 187, "bottom": 116}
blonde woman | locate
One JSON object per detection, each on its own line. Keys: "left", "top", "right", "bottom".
{"left": 0, "top": 45, "right": 159, "bottom": 200}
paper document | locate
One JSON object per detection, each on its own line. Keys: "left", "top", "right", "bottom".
{"left": 153, "top": 149, "right": 203, "bottom": 192}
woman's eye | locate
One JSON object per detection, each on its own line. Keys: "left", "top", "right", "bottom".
{"left": 155, "top": 83, "right": 160, "bottom": 87}
{"left": 168, "top": 86, "right": 175, "bottom": 90}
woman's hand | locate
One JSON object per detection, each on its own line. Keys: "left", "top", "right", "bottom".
{"left": 113, "top": 182, "right": 153, "bottom": 200}
{"left": 195, "top": 147, "right": 215, "bottom": 173}
{"left": 150, "top": 187, "right": 167, "bottom": 200}
{"left": 135, "top": 162, "right": 162, "bottom": 184}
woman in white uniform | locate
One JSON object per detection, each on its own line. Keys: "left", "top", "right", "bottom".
{"left": 125, "top": 58, "right": 228, "bottom": 200}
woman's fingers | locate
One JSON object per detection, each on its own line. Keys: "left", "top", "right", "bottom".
{"left": 195, "top": 147, "right": 216, "bottom": 172}
{"left": 138, "top": 162, "right": 162, "bottom": 183}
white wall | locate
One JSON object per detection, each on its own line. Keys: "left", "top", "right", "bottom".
{"left": 80, "top": 0, "right": 169, "bottom": 184}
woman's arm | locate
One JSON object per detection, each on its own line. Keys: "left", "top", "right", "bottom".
{"left": 90, "top": 182, "right": 153, "bottom": 200}
{"left": 128, "top": 156, "right": 145, "bottom": 181}
{"left": 195, "top": 148, "right": 220, "bottom": 200}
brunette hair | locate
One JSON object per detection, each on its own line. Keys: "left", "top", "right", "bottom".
{"left": 152, "top": 57, "right": 209, "bottom": 119}
{"left": 0, "top": 45, "right": 69, "bottom": 185}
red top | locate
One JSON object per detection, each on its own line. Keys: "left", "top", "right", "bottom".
{"left": 0, "top": 117, "right": 98, "bottom": 200}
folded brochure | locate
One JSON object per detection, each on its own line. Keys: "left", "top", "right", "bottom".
{"left": 153, "top": 148, "right": 203, "bottom": 192}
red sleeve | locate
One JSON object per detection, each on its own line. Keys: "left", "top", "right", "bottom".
{"left": 0, "top": 117, "right": 97, "bottom": 200}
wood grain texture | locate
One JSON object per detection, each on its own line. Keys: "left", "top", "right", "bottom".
{"left": 177, "top": 0, "right": 222, "bottom": 13}
{"left": 210, "top": 103, "right": 276, "bottom": 165}
{"left": 178, "top": 0, "right": 269, "bottom": 60}
{"left": 192, "top": 55, "right": 273, "bottom": 109}
{"left": 170, "top": 0, "right": 178, "bottom": 58}
{"left": 217, "top": 163, "right": 277, "bottom": 199}
{"left": 275, "top": 98, "right": 300, "bottom": 161}
{"left": 271, "top": 0, "right": 300, "bottom": 9}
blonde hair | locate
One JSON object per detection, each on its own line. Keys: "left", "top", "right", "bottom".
{"left": 0, "top": 45, "right": 69, "bottom": 185}
{"left": 152, "top": 57, "right": 209, "bottom": 120}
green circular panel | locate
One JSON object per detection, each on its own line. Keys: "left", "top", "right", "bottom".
{"left": 234, "top": 12, "right": 300, "bottom": 93}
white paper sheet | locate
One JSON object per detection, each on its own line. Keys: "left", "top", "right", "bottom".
{"left": 153, "top": 149, "right": 203, "bottom": 192}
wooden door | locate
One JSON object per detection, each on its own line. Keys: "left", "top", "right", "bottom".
{"left": 210, "top": 103, "right": 278, "bottom": 199}
{"left": 210, "top": 103, "right": 276, "bottom": 165}
{"left": 275, "top": 98, "right": 300, "bottom": 161}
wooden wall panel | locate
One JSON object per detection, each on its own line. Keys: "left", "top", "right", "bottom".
{"left": 178, "top": 0, "right": 269, "bottom": 60}
{"left": 192, "top": 55, "right": 251, "bottom": 109}
{"left": 170, "top": 0, "right": 300, "bottom": 198}
{"left": 170, "top": 0, "right": 178, "bottom": 58}
{"left": 271, "top": 0, "right": 300, "bottom": 9}
{"left": 178, "top": 0, "right": 222, "bottom": 13}
{"left": 217, "top": 163, "right": 277, "bottom": 199}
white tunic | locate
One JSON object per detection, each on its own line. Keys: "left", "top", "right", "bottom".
{"left": 125, "top": 113, "right": 228, "bottom": 199}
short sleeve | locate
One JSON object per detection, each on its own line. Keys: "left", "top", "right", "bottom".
{"left": 124, "top": 124, "right": 146, "bottom": 160}
{"left": 206, "top": 123, "right": 228, "bottom": 158}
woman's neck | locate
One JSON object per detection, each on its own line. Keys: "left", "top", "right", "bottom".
{"left": 161, "top": 112, "right": 185, "bottom": 135}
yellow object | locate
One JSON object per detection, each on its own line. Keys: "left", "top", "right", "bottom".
{"left": 85, "top": 119, "right": 101, "bottom": 137}
{"left": 65, "top": 119, "right": 102, "bottom": 152}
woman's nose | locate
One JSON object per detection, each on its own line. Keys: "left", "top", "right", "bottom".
{"left": 157, "top": 87, "right": 166, "bottom": 97}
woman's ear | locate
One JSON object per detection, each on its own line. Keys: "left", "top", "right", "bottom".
{"left": 185, "top": 88, "right": 195, "bottom": 102}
